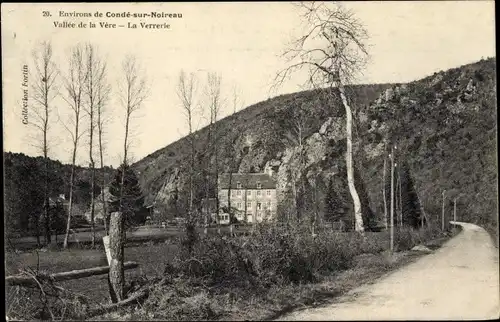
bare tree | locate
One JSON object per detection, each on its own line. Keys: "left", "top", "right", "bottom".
{"left": 177, "top": 70, "right": 198, "bottom": 222}
{"left": 83, "top": 44, "right": 108, "bottom": 247}
{"left": 29, "top": 41, "right": 59, "bottom": 245}
{"left": 274, "top": 2, "right": 369, "bottom": 233}
{"left": 108, "top": 54, "right": 148, "bottom": 302}
{"left": 95, "top": 52, "right": 111, "bottom": 234}
{"left": 61, "top": 44, "right": 87, "bottom": 249}
{"left": 205, "top": 72, "right": 223, "bottom": 233}
{"left": 227, "top": 84, "right": 244, "bottom": 230}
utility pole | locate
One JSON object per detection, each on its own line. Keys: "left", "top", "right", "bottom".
{"left": 390, "top": 145, "right": 395, "bottom": 254}
{"left": 441, "top": 190, "right": 446, "bottom": 231}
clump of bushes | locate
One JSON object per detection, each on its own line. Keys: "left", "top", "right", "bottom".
{"left": 394, "top": 225, "right": 444, "bottom": 251}
{"left": 135, "top": 222, "right": 447, "bottom": 321}
{"left": 169, "top": 222, "right": 392, "bottom": 289}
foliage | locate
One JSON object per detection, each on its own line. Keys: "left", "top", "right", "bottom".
{"left": 400, "top": 162, "right": 423, "bottom": 228}
{"left": 4, "top": 152, "right": 114, "bottom": 238}
{"left": 108, "top": 163, "right": 147, "bottom": 228}
{"left": 323, "top": 176, "right": 348, "bottom": 224}
{"left": 361, "top": 57, "right": 497, "bottom": 240}
{"left": 170, "top": 222, "right": 425, "bottom": 289}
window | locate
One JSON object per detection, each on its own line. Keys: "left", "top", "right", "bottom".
{"left": 256, "top": 190, "right": 261, "bottom": 196}
{"left": 266, "top": 201, "right": 271, "bottom": 209}
{"left": 231, "top": 190, "right": 236, "bottom": 197}
{"left": 256, "top": 182, "right": 262, "bottom": 189}
{"left": 257, "top": 202, "right": 262, "bottom": 210}
{"left": 266, "top": 190, "right": 271, "bottom": 196}
{"left": 236, "top": 190, "right": 241, "bottom": 196}
{"left": 247, "top": 202, "right": 252, "bottom": 209}
{"left": 237, "top": 202, "right": 242, "bottom": 210}
{"left": 247, "top": 190, "right": 252, "bottom": 196}
{"left": 236, "top": 181, "right": 242, "bottom": 189}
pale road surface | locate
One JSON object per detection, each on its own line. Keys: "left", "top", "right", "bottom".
{"left": 278, "top": 222, "right": 499, "bottom": 321}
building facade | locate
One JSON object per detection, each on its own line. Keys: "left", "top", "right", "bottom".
{"left": 218, "top": 172, "right": 277, "bottom": 223}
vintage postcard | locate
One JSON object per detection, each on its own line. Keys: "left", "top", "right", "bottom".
{"left": 3, "top": 1, "right": 498, "bottom": 321}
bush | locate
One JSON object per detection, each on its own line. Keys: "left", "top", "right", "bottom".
{"left": 394, "top": 225, "right": 443, "bottom": 251}
{"left": 170, "top": 222, "right": 391, "bottom": 289}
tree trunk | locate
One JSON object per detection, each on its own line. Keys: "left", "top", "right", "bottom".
{"left": 63, "top": 162, "right": 76, "bottom": 248}
{"left": 89, "top": 100, "right": 96, "bottom": 246}
{"left": 228, "top": 172, "right": 233, "bottom": 230}
{"left": 204, "top": 173, "right": 210, "bottom": 233}
{"left": 215, "top": 152, "right": 220, "bottom": 235}
{"left": 337, "top": 84, "right": 364, "bottom": 233}
{"left": 108, "top": 212, "right": 125, "bottom": 303}
{"left": 35, "top": 217, "right": 40, "bottom": 247}
{"left": 441, "top": 190, "right": 446, "bottom": 231}
{"left": 90, "top": 165, "right": 96, "bottom": 247}
{"left": 291, "top": 173, "right": 298, "bottom": 222}
{"left": 244, "top": 184, "right": 248, "bottom": 223}
{"left": 382, "top": 153, "right": 388, "bottom": 230}
{"left": 98, "top": 113, "right": 108, "bottom": 235}
{"left": 398, "top": 170, "right": 403, "bottom": 227}
{"left": 390, "top": 146, "right": 395, "bottom": 253}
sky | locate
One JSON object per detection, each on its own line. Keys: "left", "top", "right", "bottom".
{"left": 2, "top": 1, "right": 496, "bottom": 167}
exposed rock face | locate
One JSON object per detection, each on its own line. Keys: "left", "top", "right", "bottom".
{"left": 155, "top": 167, "right": 182, "bottom": 205}
{"left": 272, "top": 116, "right": 347, "bottom": 205}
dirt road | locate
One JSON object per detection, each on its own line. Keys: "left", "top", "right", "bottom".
{"left": 278, "top": 222, "right": 499, "bottom": 320}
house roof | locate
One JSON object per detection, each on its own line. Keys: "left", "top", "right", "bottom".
{"left": 219, "top": 173, "right": 276, "bottom": 189}
{"left": 48, "top": 195, "right": 67, "bottom": 205}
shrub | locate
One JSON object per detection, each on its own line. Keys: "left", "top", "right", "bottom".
{"left": 394, "top": 225, "right": 443, "bottom": 251}
{"left": 171, "top": 222, "right": 392, "bottom": 289}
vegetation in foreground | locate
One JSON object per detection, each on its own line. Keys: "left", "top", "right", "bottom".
{"left": 6, "top": 222, "right": 454, "bottom": 321}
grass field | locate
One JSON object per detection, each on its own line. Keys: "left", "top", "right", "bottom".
{"left": 5, "top": 241, "right": 179, "bottom": 306}
{"left": 9, "top": 225, "right": 252, "bottom": 251}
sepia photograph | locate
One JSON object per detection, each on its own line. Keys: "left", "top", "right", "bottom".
{"left": 2, "top": 1, "right": 498, "bottom": 320}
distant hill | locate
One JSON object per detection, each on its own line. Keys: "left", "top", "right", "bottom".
{"left": 4, "top": 152, "right": 115, "bottom": 237}
{"left": 357, "top": 57, "right": 497, "bottom": 239}
{"left": 131, "top": 57, "right": 497, "bottom": 239}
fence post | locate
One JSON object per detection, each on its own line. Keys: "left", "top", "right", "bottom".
{"left": 102, "top": 235, "right": 112, "bottom": 265}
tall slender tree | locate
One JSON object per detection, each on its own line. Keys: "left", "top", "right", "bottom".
{"left": 61, "top": 44, "right": 87, "bottom": 248}
{"left": 30, "top": 41, "right": 59, "bottom": 245}
{"left": 275, "top": 2, "right": 369, "bottom": 233}
{"left": 177, "top": 70, "right": 198, "bottom": 223}
{"left": 227, "top": 84, "right": 244, "bottom": 230}
{"left": 83, "top": 44, "right": 108, "bottom": 247}
{"left": 400, "top": 161, "right": 423, "bottom": 228}
{"left": 96, "top": 59, "right": 111, "bottom": 234}
{"left": 205, "top": 72, "right": 223, "bottom": 232}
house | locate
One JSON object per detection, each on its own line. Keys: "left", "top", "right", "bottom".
{"left": 218, "top": 171, "right": 277, "bottom": 223}
{"left": 200, "top": 197, "right": 227, "bottom": 224}
{"left": 48, "top": 194, "right": 68, "bottom": 207}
